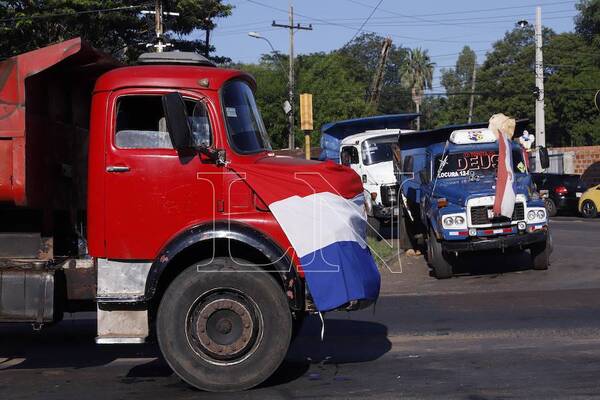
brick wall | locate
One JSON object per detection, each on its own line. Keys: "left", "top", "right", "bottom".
{"left": 550, "top": 145, "right": 600, "bottom": 186}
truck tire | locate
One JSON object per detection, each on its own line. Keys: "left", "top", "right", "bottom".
{"left": 398, "top": 207, "right": 414, "bottom": 250}
{"left": 156, "top": 258, "right": 292, "bottom": 392}
{"left": 544, "top": 198, "right": 557, "bottom": 217}
{"left": 530, "top": 239, "right": 550, "bottom": 270}
{"left": 426, "top": 229, "right": 453, "bottom": 279}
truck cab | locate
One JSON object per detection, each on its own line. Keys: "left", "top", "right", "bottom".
{"left": 319, "top": 114, "right": 418, "bottom": 233}
{"left": 398, "top": 125, "right": 551, "bottom": 278}
{"left": 0, "top": 39, "right": 379, "bottom": 392}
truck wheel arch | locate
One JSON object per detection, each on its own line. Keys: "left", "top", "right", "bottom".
{"left": 145, "top": 221, "right": 305, "bottom": 312}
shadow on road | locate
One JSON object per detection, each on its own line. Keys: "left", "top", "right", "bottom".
{"left": 447, "top": 249, "right": 534, "bottom": 277}
{"left": 0, "top": 315, "right": 391, "bottom": 390}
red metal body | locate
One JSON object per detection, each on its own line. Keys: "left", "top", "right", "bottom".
{"left": 0, "top": 38, "right": 296, "bottom": 264}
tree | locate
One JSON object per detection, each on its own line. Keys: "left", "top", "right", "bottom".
{"left": 165, "top": 0, "right": 232, "bottom": 59}
{"left": 400, "top": 48, "right": 434, "bottom": 130}
{"left": 0, "top": 1, "right": 232, "bottom": 62}
{"left": 338, "top": 33, "right": 412, "bottom": 115}
{"left": 438, "top": 46, "right": 478, "bottom": 125}
{"left": 575, "top": 0, "right": 600, "bottom": 46}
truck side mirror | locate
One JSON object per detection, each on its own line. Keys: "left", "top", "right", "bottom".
{"left": 538, "top": 146, "right": 550, "bottom": 170}
{"left": 162, "top": 92, "right": 193, "bottom": 150}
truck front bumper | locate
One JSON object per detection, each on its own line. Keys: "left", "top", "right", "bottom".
{"left": 442, "top": 230, "right": 548, "bottom": 252}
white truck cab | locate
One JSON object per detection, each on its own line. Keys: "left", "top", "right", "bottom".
{"left": 339, "top": 129, "right": 414, "bottom": 228}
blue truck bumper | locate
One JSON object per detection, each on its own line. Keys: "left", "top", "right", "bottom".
{"left": 442, "top": 230, "right": 548, "bottom": 252}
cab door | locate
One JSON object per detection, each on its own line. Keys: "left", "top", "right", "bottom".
{"left": 103, "top": 89, "right": 222, "bottom": 259}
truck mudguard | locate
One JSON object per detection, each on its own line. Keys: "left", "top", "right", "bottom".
{"left": 145, "top": 221, "right": 305, "bottom": 310}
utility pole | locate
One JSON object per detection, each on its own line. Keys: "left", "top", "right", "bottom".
{"left": 534, "top": 6, "right": 546, "bottom": 171}
{"left": 467, "top": 59, "right": 477, "bottom": 123}
{"left": 369, "top": 37, "right": 392, "bottom": 107}
{"left": 142, "top": 1, "right": 179, "bottom": 52}
{"left": 272, "top": 3, "right": 312, "bottom": 150}
{"left": 155, "top": 0, "right": 164, "bottom": 52}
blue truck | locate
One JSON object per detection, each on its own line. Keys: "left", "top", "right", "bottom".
{"left": 396, "top": 121, "right": 552, "bottom": 278}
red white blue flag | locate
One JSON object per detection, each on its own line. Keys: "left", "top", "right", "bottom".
{"left": 230, "top": 157, "right": 381, "bottom": 312}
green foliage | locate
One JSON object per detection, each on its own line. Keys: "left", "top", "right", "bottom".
{"left": 438, "top": 46, "right": 478, "bottom": 125}
{"left": 576, "top": 0, "right": 600, "bottom": 46}
{"left": 400, "top": 47, "right": 434, "bottom": 129}
{"left": 0, "top": 1, "right": 232, "bottom": 62}
{"left": 337, "top": 32, "right": 412, "bottom": 115}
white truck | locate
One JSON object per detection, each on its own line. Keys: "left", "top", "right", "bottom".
{"left": 320, "top": 114, "right": 418, "bottom": 235}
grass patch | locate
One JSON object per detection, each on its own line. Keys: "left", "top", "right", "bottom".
{"left": 367, "top": 236, "right": 399, "bottom": 268}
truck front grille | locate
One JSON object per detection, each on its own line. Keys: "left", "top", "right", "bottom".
{"left": 380, "top": 184, "right": 399, "bottom": 207}
{"left": 469, "top": 202, "right": 525, "bottom": 225}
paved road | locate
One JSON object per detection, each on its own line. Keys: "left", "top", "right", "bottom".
{"left": 1, "top": 217, "right": 600, "bottom": 399}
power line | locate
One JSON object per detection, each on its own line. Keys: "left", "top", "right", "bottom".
{"left": 345, "top": 0, "right": 384, "bottom": 46}
{"left": 343, "top": 0, "right": 576, "bottom": 19}
{"left": 0, "top": 3, "right": 151, "bottom": 24}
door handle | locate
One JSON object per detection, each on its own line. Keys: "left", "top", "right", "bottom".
{"left": 106, "top": 165, "right": 130, "bottom": 173}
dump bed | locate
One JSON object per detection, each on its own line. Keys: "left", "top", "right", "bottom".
{"left": 0, "top": 38, "right": 119, "bottom": 207}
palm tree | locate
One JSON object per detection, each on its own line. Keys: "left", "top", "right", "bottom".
{"left": 400, "top": 48, "right": 435, "bottom": 130}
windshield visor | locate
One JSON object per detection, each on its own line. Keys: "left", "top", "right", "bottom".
{"left": 435, "top": 149, "right": 526, "bottom": 179}
{"left": 222, "top": 80, "right": 272, "bottom": 153}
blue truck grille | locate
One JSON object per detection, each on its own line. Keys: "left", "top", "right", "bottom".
{"left": 470, "top": 203, "right": 525, "bottom": 225}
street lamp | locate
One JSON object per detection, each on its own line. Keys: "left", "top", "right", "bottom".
{"left": 517, "top": 7, "right": 545, "bottom": 171}
{"left": 248, "top": 32, "right": 286, "bottom": 73}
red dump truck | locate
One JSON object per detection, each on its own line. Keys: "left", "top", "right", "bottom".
{"left": 0, "top": 38, "right": 380, "bottom": 391}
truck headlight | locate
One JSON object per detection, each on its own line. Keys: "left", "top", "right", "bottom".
{"left": 537, "top": 210, "right": 546, "bottom": 220}
{"left": 441, "top": 213, "right": 467, "bottom": 229}
{"left": 527, "top": 210, "right": 536, "bottom": 221}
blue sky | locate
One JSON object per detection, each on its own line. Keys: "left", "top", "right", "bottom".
{"left": 203, "top": 0, "right": 578, "bottom": 89}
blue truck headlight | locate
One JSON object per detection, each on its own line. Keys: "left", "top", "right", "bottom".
{"left": 537, "top": 210, "right": 546, "bottom": 220}
{"left": 441, "top": 213, "right": 467, "bottom": 229}
{"left": 526, "top": 207, "right": 547, "bottom": 224}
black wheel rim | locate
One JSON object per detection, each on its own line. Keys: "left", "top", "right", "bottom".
{"left": 583, "top": 201, "right": 594, "bottom": 217}
{"left": 186, "top": 289, "right": 262, "bottom": 365}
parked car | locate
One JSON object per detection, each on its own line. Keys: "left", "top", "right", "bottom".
{"left": 531, "top": 173, "right": 587, "bottom": 217}
{"left": 579, "top": 184, "right": 600, "bottom": 218}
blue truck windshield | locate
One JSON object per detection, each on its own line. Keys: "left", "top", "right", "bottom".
{"left": 435, "top": 149, "right": 526, "bottom": 179}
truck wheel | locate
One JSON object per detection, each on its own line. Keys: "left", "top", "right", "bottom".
{"left": 544, "top": 199, "right": 557, "bottom": 217}
{"left": 530, "top": 240, "right": 550, "bottom": 270}
{"left": 157, "top": 258, "right": 292, "bottom": 392}
{"left": 426, "top": 229, "right": 453, "bottom": 279}
{"left": 581, "top": 200, "right": 598, "bottom": 219}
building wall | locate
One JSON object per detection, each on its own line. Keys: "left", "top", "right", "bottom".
{"left": 550, "top": 145, "right": 600, "bottom": 186}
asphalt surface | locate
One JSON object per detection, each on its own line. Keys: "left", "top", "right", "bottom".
{"left": 1, "top": 216, "right": 600, "bottom": 399}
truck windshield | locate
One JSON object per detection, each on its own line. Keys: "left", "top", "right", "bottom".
{"left": 435, "top": 149, "right": 526, "bottom": 179}
{"left": 361, "top": 136, "right": 396, "bottom": 166}
{"left": 222, "top": 80, "right": 271, "bottom": 153}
